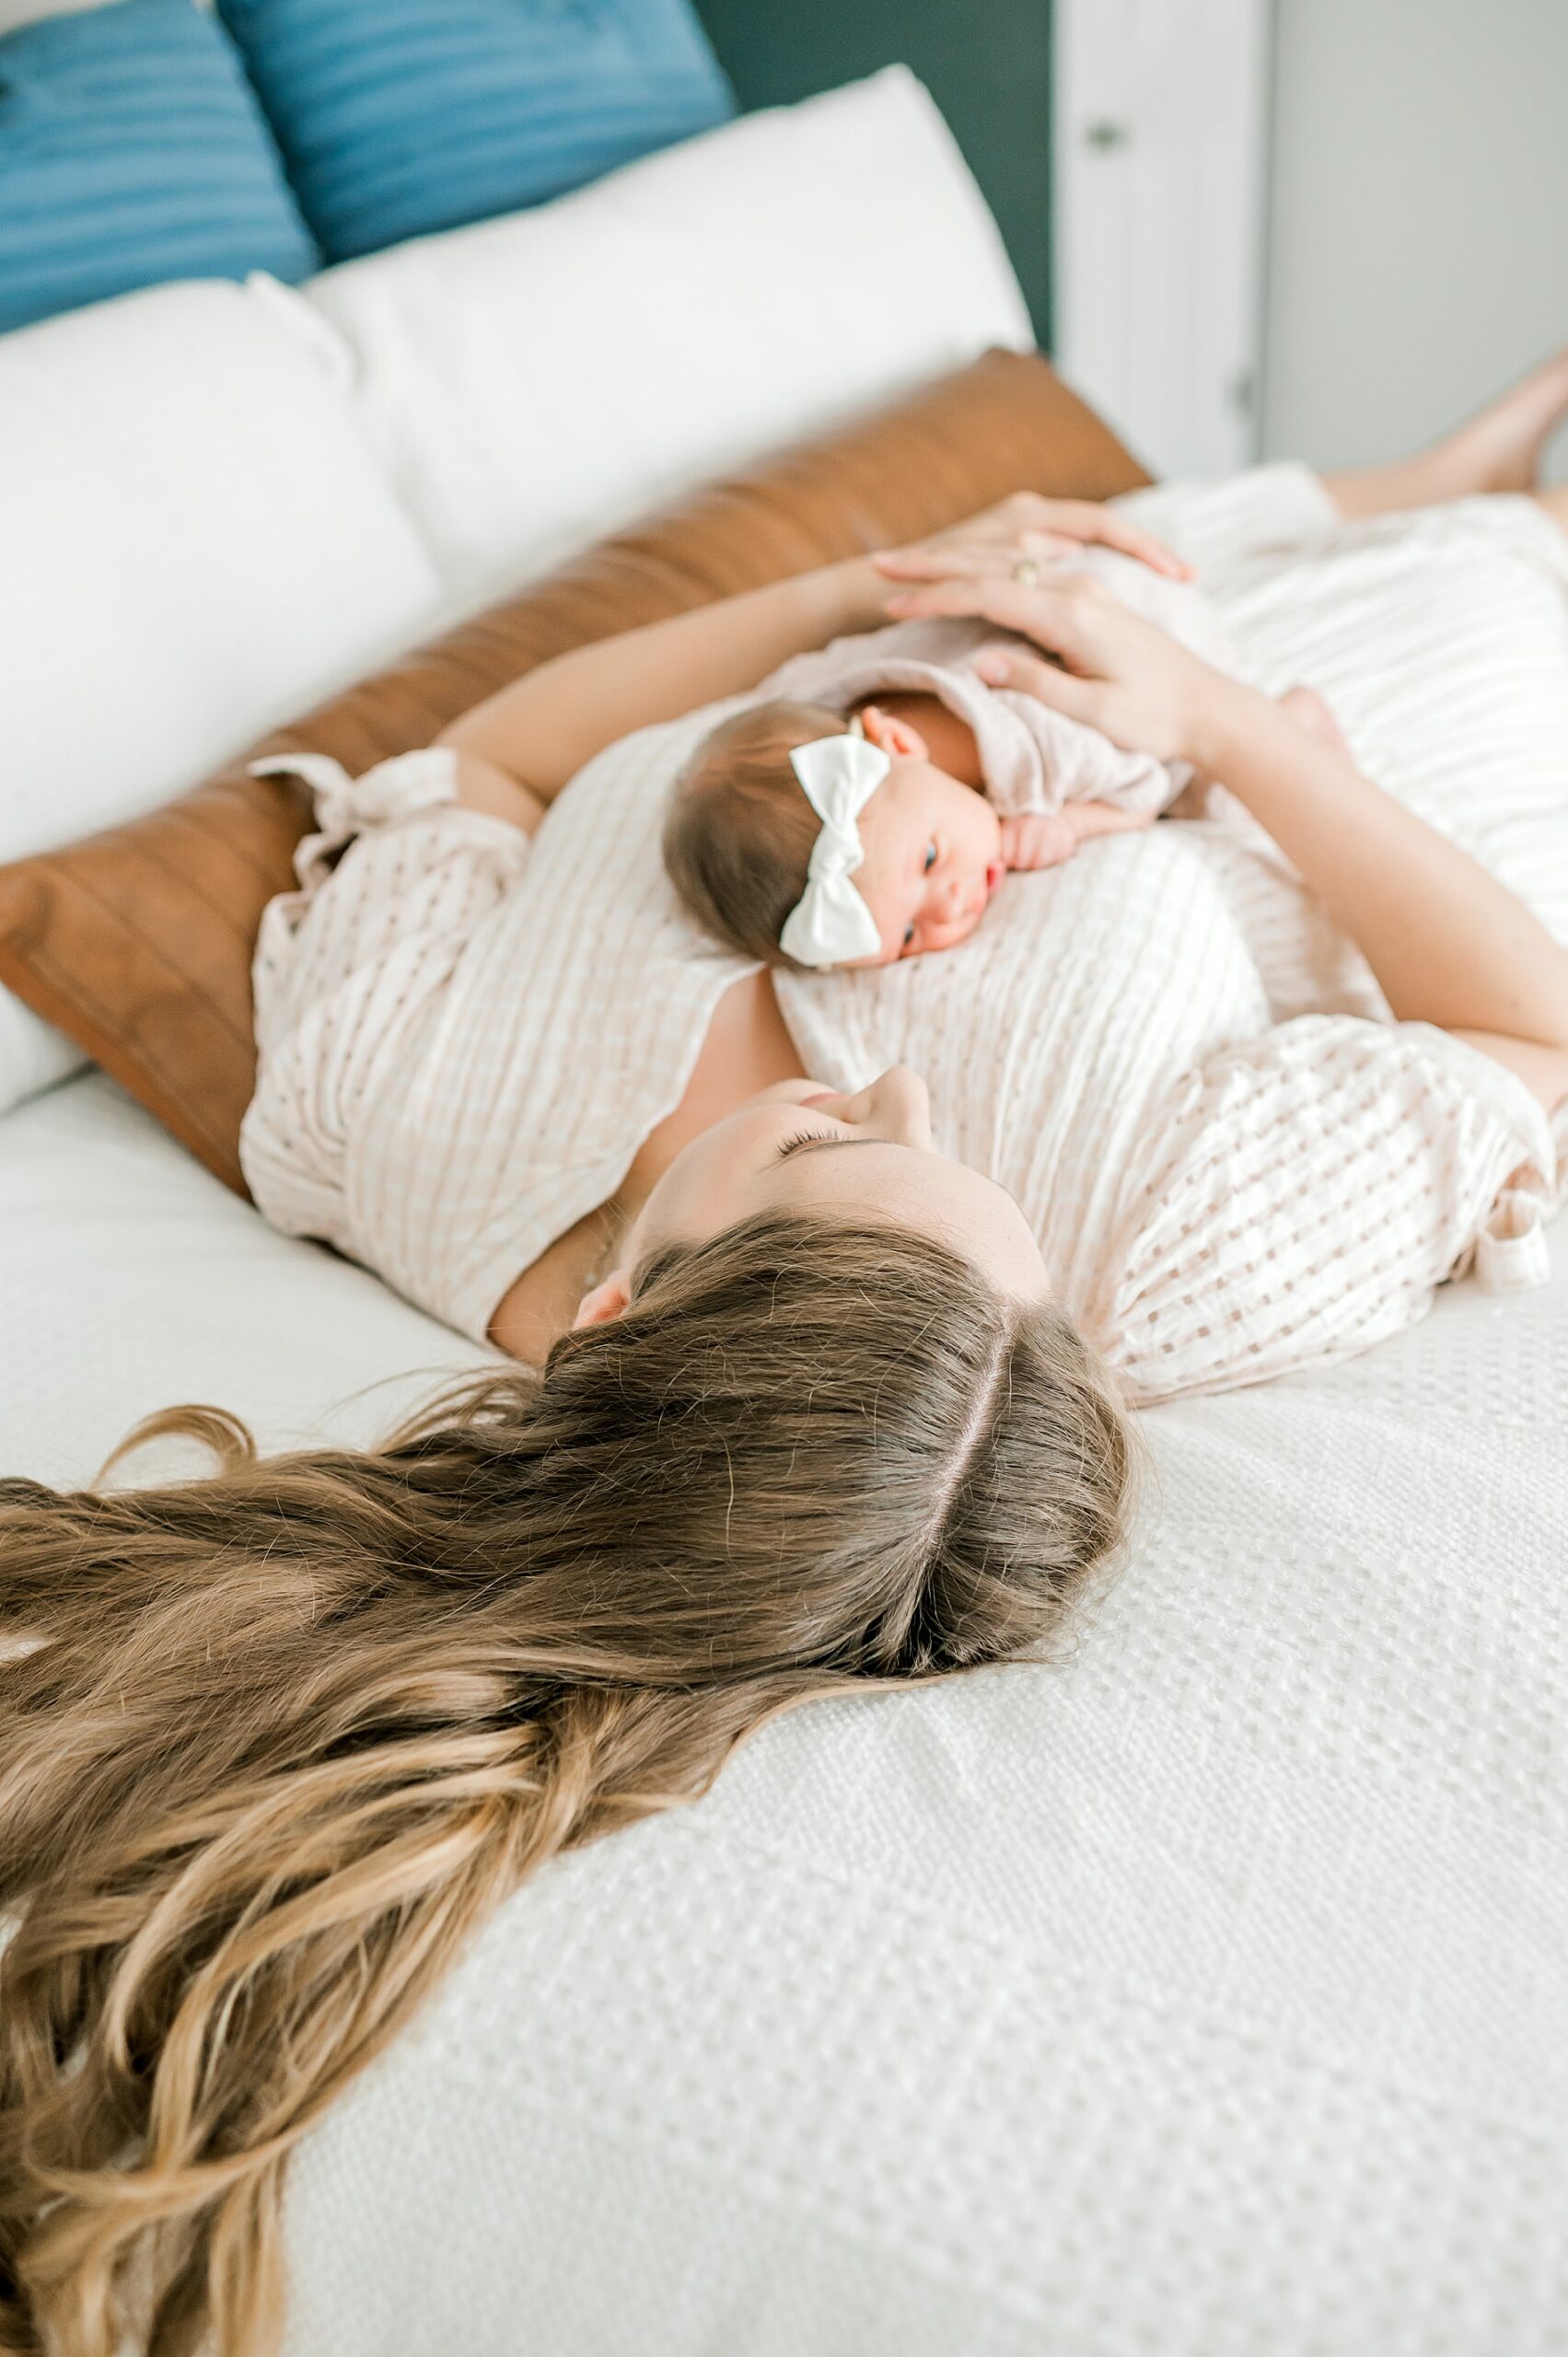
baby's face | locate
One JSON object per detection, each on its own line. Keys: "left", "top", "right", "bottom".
{"left": 849, "top": 760, "right": 1005, "bottom": 964}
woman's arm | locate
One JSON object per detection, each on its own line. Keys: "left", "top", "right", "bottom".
{"left": 439, "top": 498, "right": 1193, "bottom": 812}
{"left": 439, "top": 556, "right": 888, "bottom": 803}
{"left": 1186, "top": 685, "right": 1568, "bottom": 1066}
{"left": 883, "top": 562, "right": 1568, "bottom": 1109}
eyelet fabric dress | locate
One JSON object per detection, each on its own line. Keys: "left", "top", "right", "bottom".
{"left": 241, "top": 466, "right": 1567, "bottom": 1402}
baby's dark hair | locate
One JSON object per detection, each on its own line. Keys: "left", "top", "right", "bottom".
{"left": 663, "top": 699, "right": 852, "bottom": 967}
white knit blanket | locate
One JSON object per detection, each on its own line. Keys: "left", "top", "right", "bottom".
{"left": 278, "top": 1203, "right": 1568, "bottom": 2356}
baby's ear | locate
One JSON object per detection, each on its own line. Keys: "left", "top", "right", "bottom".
{"left": 857, "top": 703, "right": 928, "bottom": 762}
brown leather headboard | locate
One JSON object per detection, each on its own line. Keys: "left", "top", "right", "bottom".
{"left": 0, "top": 349, "right": 1147, "bottom": 1193}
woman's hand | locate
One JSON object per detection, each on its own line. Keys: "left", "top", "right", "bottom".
{"left": 877, "top": 492, "right": 1191, "bottom": 580}
{"left": 879, "top": 558, "right": 1234, "bottom": 770}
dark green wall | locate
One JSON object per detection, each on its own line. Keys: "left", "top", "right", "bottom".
{"left": 694, "top": 1, "right": 1052, "bottom": 346}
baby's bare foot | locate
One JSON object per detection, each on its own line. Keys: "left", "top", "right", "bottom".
{"left": 1431, "top": 348, "right": 1568, "bottom": 495}
{"left": 1279, "top": 685, "right": 1350, "bottom": 757}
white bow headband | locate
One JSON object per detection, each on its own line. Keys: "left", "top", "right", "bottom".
{"left": 778, "top": 718, "right": 889, "bottom": 968}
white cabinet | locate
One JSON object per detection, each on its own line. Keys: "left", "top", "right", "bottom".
{"left": 1051, "top": 0, "right": 1272, "bottom": 480}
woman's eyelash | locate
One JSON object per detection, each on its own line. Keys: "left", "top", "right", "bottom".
{"left": 777, "top": 1128, "right": 836, "bottom": 1160}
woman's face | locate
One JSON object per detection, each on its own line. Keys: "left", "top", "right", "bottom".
{"left": 590, "top": 1068, "right": 1050, "bottom": 1320}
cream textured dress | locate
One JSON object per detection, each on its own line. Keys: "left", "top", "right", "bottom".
{"left": 241, "top": 468, "right": 1568, "bottom": 1405}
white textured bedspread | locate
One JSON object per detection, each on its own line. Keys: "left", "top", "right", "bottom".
{"left": 3, "top": 1074, "right": 1564, "bottom": 2353}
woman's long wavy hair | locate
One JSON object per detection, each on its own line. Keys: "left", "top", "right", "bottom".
{"left": 0, "top": 1211, "right": 1136, "bottom": 2357}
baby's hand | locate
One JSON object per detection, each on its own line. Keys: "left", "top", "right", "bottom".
{"left": 998, "top": 811, "right": 1081, "bottom": 870}
{"left": 999, "top": 802, "right": 1155, "bottom": 872}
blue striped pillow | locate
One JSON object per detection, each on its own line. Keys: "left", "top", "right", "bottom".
{"left": 215, "top": 0, "right": 736, "bottom": 264}
{"left": 0, "top": 0, "right": 319, "bottom": 338}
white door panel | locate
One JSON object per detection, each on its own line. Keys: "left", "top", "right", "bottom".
{"left": 1053, "top": 0, "right": 1271, "bottom": 480}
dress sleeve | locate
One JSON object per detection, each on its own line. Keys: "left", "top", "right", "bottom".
{"left": 240, "top": 748, "right": 529, "bottom": 1242}
{"left": 1083, "top": 1016, "right": 1558, "bottom": 1405}
{"left": 247, "top": 748, "right": 528, "bottom": 1049}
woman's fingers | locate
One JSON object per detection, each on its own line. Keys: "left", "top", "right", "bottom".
{"left": 884, "top": 569, "right": 1217, "bottom": 765}
{"left": 1051, "top": 505, "right": 1193, "bottom": 579}
{"left": 871, "top": 500, "right": 1192, "bottom": 581}
{"left": 970, "top": 642, "right": 1107, "bottom": 728}
{"left": 874, "top": 532, "right": 1105, "bottom": 583}
{"left": 883, "top": 568, "right": 1107, "bottom": 657}
{"left": 871, "top": 543, "right": 1017, "bottom": 582}
{"left": 984, "top": 495, "right": 1193, "bottom": 577}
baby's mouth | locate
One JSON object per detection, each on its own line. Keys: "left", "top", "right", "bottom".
{"left": 985, "top": 862, "right": 1004, "bottom": 897}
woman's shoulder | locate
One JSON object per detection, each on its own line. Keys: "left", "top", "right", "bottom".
{"left": 521, "top": 693, "right": 768, "bottom": 948}
{"left": 533, "top": 697, "right": 745, "bottom": 843}
{"left": 246, "top": 700, "right": 761, "bottom": 1343}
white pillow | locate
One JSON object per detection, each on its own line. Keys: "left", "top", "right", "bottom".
{"left": 306, "top": 67, "right": 1033, "bottom": 603}
{"left": 0, "top": 275, "right": 445, "bottom": 1116}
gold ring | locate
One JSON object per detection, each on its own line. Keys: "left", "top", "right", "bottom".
{"left": 1012, "top": 556, "right": 1040, "bottom": 586}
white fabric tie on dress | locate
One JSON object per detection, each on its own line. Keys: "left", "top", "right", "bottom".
{"left": 1408, "top": 1025, "right": 1561, "bottom": 1296}
{"left": 777, "top": 729, "right": 889, "bottom": 969}
{"left": 250, "top": 749, "right": 459, "bottom": 894}
{"left": 1474, "top": 1187, "right": 1554, "bottom": 1293}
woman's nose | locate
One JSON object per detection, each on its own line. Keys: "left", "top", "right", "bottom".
{"left": 858, "top": 1065, "right": 932, "bottom": 1148}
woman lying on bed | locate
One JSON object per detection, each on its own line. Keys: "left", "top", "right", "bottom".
{"left": 244, "top": 354, "right": 1568, "bottom": 1394}
{"left": 5, "top": 371, "right": 1568, "bottom": 2357}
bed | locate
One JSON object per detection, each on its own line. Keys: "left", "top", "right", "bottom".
{"left": 2, "top": 66, "right": 1565, "bottom": 2357}
{"left": 4, "top": 1065, "right": 1563, "bottom": 2353}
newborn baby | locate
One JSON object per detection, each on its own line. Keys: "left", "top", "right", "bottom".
{"left": 663, "top": 548, "right": 1339, "bottom": 968}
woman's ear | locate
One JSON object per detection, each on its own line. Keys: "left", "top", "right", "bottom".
{"left": 573, "top": 1271, "right": 632, "bottom": 1329}
{"left": 858, "top": 702, "right": 929, "bottom": 762}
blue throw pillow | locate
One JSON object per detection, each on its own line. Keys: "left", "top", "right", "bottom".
{"left": 0, "top": 0, "right": 319, "bottom": 338}
{"left": 215, "top": 0, "right": 736, "bottom": 263}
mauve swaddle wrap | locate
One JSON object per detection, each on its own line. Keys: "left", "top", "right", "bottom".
{"left": 763, "top": 549, "right": 1241, "bottom": 818}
